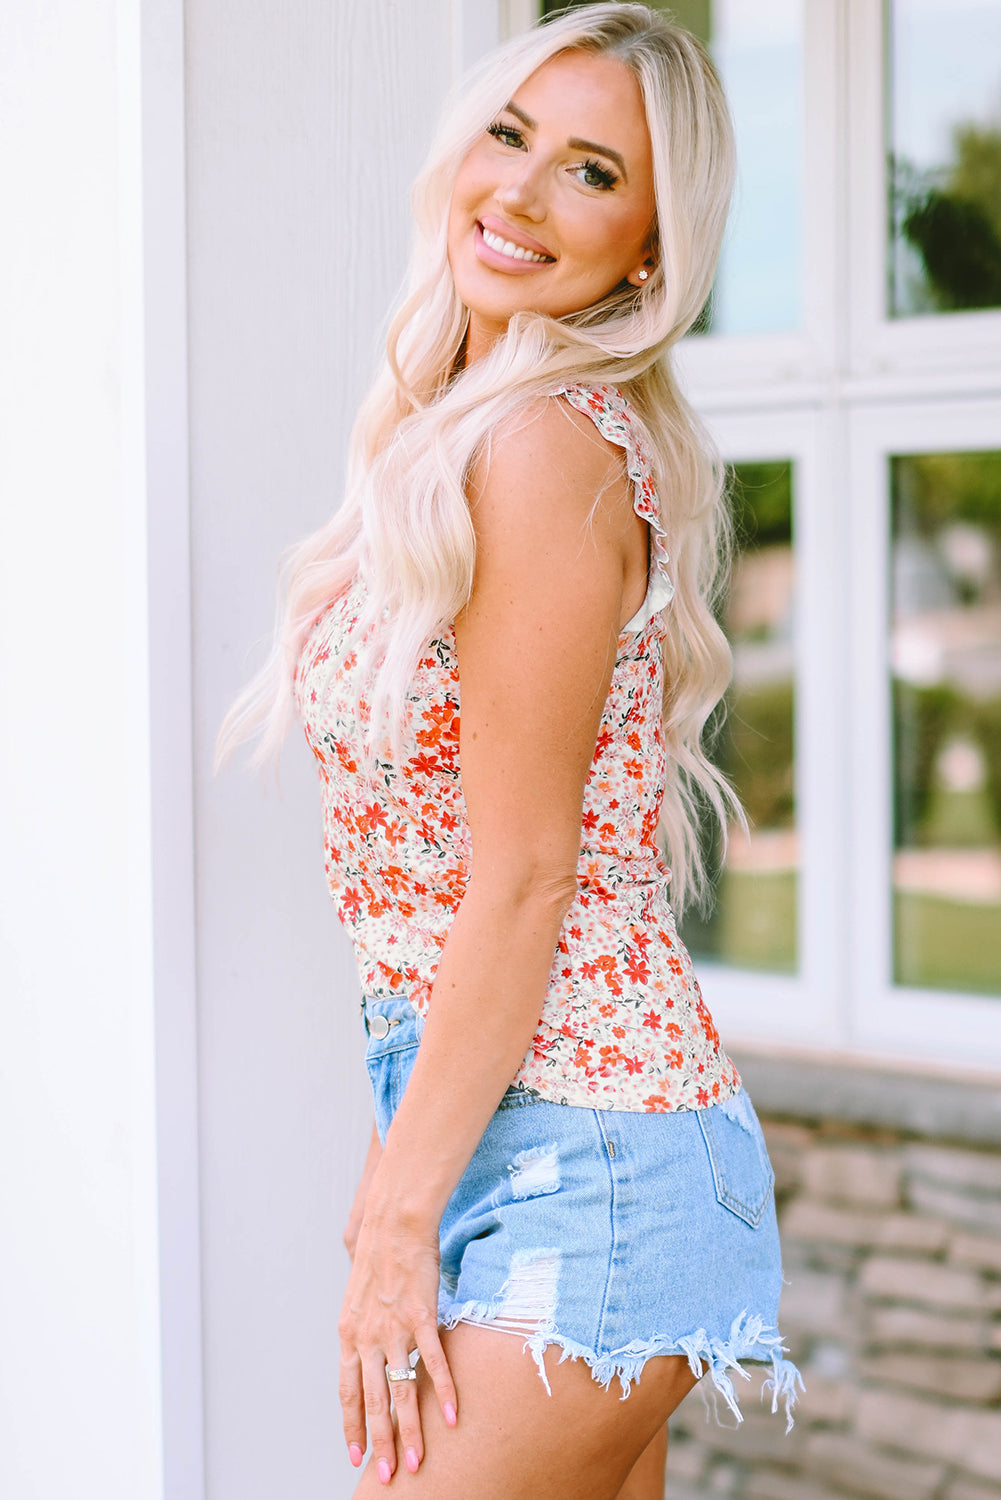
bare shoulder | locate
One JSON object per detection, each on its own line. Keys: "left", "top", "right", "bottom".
{"left": 467, "top": 392, "right": 634, "bottom": 538}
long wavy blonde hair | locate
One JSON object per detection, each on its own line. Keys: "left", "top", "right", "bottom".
{"left": 217, "top": 1, "right": 747, "bottom": 919}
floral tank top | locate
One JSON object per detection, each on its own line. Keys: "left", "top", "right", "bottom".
{"left": 294, "top": 383, "right": 741, "bottom": 1112}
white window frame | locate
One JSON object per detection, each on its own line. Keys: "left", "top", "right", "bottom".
{"left": 682, "top": 1, "right": 1001, "bottom": 1074}
{"left": 690, "top": 408, "right": 849, "bottom": 1057}
{"left": 847, "top": 395, "right": 1001, "bottom": 1073}
{"left": 676, "top": 0, "right": 841, "bottom": 408}
{"left": 507, "top": 0, "right": 1001, "bottom": 1073}
{"left": 846, "top": 0, "right": 1001, "bottom": 393}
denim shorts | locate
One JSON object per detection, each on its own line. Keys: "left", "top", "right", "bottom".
{"left": 362, "top": 992, "right": 803, "bottom": 1430}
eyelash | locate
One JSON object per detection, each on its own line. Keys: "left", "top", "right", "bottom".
{"left": 485, "top": 121, "right": 619, "bottom": 191}
{"left": 577, "top": 157, "right": 618, "bottom": 191}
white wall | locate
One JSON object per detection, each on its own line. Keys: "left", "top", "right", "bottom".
{"left": 185, "top": 4, "right": 473, "bottom": 1496}
{"left": 0, "top": 3, "right": 177, "bottom": 1496}
{"left": 1, "top": 1, "right": 494, "bottom": 1497}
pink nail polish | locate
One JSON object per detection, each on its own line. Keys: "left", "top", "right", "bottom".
{"left": 405, "top": 1447, "right": 419, "bottom": 1473}
{"left": 378, "top": 1457, "right": 392, "bottom": 1484}
{"left": 444, "top": 1402, "right": 457, "bottom": 1427}
{"left": 348, "top": 1443, "right": 364, "bottom": 1467}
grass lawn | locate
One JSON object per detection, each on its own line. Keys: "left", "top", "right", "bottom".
{"left": 680, "top": 869, "right": 798, "bottom": 974}
{"left": 680, "top": 870, "right": 1001, "bottom": 996}
{"left": 894, "top": 890, "right": 1001, "bottom": 995}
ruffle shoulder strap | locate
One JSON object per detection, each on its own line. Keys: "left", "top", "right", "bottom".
{"left": 557, "top": 383, "right": 676, "bottom": 624}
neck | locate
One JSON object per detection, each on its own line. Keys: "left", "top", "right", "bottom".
{"left": 463, "top": 310, "right": 509, "bottom": 367}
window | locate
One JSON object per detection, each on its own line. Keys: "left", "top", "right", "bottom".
{"left": 519, "top": 1, "right": 1001, "bottom": 1070}
{"left": 680, "top": 461, "right": 799, "bottom": 974}
{"left": 847, "top": 401, "right": 1001, "bottom": 1067}
{"left": 543, "top": 0, "right": 806, "bottom": 336}
{"left": 887, "top": 0, "right": 1001, "bottom": 318}
{"left": 890, "top": 449, "right": 1001, "bottom": 994}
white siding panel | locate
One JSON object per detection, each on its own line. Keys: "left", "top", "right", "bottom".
{"left": 0, "top": 2, "right": 169, "bottom": 1497}
{"left": 185, "top": 4, "right": 467, "bottom": 1495}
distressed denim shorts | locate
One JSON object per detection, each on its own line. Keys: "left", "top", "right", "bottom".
{"left": 362, "top": 993, "right": 804, "bottom": 1429}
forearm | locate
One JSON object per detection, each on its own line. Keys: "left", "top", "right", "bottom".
{"left": 344, "top": 1120, "right": 383, "bottom": 1259}
{"left": 364, "top": 874, "right": 573, "bottom": 1229}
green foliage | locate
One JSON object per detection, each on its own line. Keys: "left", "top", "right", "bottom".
{"left": 949, "top": 122, "right": 1001, "bottom": 240}
{"left": 893, "top": 683, "right": 1001, "bottom": 849}
{"left": 659, "top": 0, "right": 711, "bottom": 43}
{"left": 902, "top": 189, "right": 1001, "bottom": 311}
{"left": 543, "top": 0, "right": 712, "bottom": 36}
{"left": 971, "top": 695, "right": 1001, "bottom": 835}
{"left": 894, "top": 117, "right": 1001, "bottom": 314}
{"left": 728, "top": 461, "right": 793, "bottom": 552}
{"left": 892, "top": 450, "right": 1001, "bottom": 542}
{"left": 894, "top": 889, "right": 1001, "bottom": 995}
{"left": 678, "top": 681, "right": 795, "bottom": 956}
{"left": 720, "top": 683, "right": 796, "bottom": 833}
{"left": 892, "top": 680, "right": 959, "bottom": 847}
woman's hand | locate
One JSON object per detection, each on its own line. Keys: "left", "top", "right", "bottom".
{"left": 344, "top": 1120, "right": 383, "bottom": 1263}
{"left": 338, "top": 1202, "right": 458, "bottom": 1481}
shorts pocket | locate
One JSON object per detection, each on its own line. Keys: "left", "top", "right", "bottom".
{"left": 697, "top": 1088, "right": 775, "bottom": 1229}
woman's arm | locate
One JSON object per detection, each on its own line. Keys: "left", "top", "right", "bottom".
{"left": 344, "top": 1120, "right": 382, "bottom": 1262}
{"left": 338, "top": 396, "right": 644, "bottom": 1480}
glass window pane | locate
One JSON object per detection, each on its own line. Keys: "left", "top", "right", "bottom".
{"left": 887, "top": 0, "right": 1001, "bottom": 318}
{"left": 891, "top": 450, "right": 1001, "bottom": 994}
{"left": 542, "top": 0, "right": 805, "bottom": 337}
{"left": 679, "top": 461, "right": 799, "bottom": 972}
{"left": 702, "top": 0, "right": 804, "bottom": 336}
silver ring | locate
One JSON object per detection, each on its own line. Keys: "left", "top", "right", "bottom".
{"left": 386, "top": 1366, "right": 417, "bottom": 1382}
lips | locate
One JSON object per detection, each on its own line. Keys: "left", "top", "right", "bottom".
{"left": 470, "top": 213, "right": 561, "bottom": 282}
{"left": 478, "top": 215, "right": 555, "bottom": 260}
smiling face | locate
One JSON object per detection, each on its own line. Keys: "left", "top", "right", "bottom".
{"left": 447, "top": 49, "right": 657, "bottom": 362}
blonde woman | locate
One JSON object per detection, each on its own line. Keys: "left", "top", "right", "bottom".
{"left": 219, "top": 4, "right": 803, "bottom": 1495}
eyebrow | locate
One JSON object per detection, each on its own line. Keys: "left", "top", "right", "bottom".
{"left": 501, "top": 100, "right": 629, "bottom": 183}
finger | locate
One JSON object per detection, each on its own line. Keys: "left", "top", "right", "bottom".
{"left": 338, "top": 1344, "right": 367, "bottom": 1468}
{"left": 414, "top": 1317, "right": 458, "bottom": 1428}
{"left": 362, "top": 1351, "right": 398, "bottom": 1484}
{"left": 386, "top": 1354, "right": 423, "bottom": 1475}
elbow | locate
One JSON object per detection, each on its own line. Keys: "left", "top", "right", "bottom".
{"left": 528, "top": 870, "right": 579, "bottom": 922}
{"left": 469, "top": 861, "right": 579, "bottom": 923}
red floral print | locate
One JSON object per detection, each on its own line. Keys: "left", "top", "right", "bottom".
{"left": 294, "top": 383, "right": 741, "bottom": 1112}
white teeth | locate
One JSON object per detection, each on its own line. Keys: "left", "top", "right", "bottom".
{"left": 481, "top": 225, "right": 550, "bottom": 263}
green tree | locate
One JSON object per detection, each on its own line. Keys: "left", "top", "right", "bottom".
{"left": 897, "top": 115, "right": 1001, "bottom": 313}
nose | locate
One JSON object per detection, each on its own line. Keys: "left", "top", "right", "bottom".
{"left": 496, "top": 160, "right": 547, "bottom": 222}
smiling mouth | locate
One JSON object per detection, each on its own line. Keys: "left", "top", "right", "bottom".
{"left": 477, "top": 222, "right": 555, "bottom": 264}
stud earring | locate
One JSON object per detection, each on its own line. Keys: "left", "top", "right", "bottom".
{"left": 637, "top": 269, "right": 649, "bottom": 281}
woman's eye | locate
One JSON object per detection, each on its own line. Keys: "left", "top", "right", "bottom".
{"left": 487, "top": 122, "right": 524, "bottom": 148}
{"left": 576, "top": 159, "right": 618, "bottom": 191}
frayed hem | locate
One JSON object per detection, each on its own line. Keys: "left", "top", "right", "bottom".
{"left": 675, "top": 1311, "right": 805, "bottom": 1434}
{"left": 437, "top": 1301, "right": 805, "bottom": 1431}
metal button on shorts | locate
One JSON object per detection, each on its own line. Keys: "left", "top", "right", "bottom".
{"left": 367, "top": 1013, "right": 400, "bottom": 1040}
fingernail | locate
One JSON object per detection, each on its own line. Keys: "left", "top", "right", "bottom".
{"left": 444, "top": 1401, "right": 457, "bottom": 1427}
{"left": 405, "top": 1447, "right": 419, "bottom": 1473}
{"left": 378, "top": 1457, "right": 392, "bottom": 1484}
{"left": 348, "top": 1443, "right": 364, "bottom": 1467}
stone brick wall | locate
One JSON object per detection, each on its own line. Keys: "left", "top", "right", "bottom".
{"left": 667, "top": 1111, "right": 1001, "bottom": 1500}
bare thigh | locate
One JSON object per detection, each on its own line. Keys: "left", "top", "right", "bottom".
{"left": 352, "top": 1322, "right": 700, "bottom": 1500}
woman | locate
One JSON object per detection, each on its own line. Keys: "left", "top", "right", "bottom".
{"left": 218, "top": 5, "right": 803, "bottom": 1495}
